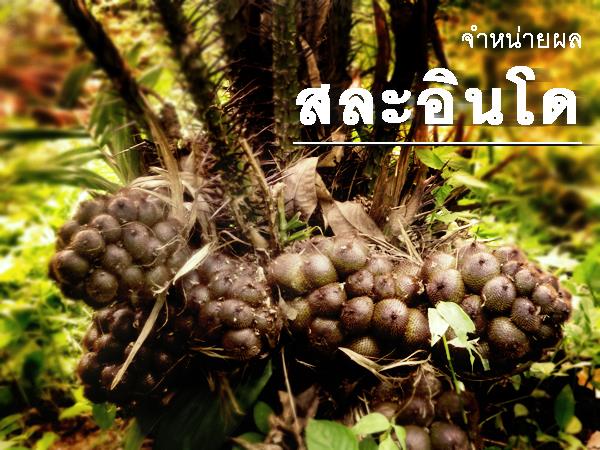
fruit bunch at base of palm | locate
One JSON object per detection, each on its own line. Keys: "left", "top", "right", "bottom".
{"left": 268, "top": 236, "right": 430, "bottom": 360}
{"left": 183, "top": 252, "right": 283, "bottom": 361}
{"left": 423, "top": 240, "right": 571, "bottom": 375}
{"left": 77, "top": 301, "right": 196, "bottom": 407}
{"left": 50, "top": 187, "right": 190, "bottom": 309}
{"left": 364, "top": 367, "right": 480, "bottom": 450}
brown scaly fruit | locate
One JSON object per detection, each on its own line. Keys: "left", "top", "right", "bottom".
{"left": 50, "top": 188, "right": 190, "bottom": 309}
{"left": 269, "top": 236, "right": 423, "bottom": 359}
{"left": 186, "top": 253, "right": 283, "bottom": 361}
{"left": 77, "top": 302, "right": 195, "bottom": 406}
{"left": 423, "top": 240, "right": 571, "bottom": 375}
{"left": 364, "top": 366, "right": 479, "bottom": 450}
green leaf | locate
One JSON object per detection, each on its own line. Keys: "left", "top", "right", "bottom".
{"left": 427, "top": 308, "right": 449, "bottom": 346}
{"left": 378, "top": 434, "right": 399, "bottom": 450}
{"left": 514, "top": 403, "right": 529, "bottom": 418}
{"left": 34, "top": 432, "right": 58, "bottom": 450}
{"left": 139, "top": 66, "right": 163, "bottom": 88}
{"left": 92, "top": 403, "right": 116, "bottom": 430}
{"left": 573, "top": 244, "right": 600, "bottom": 298}
{"left": 351, "top": 413, "right": 390, "bottom": 435}
{"left": 59, "top": 401, "right": 92, "bottom": 420}
{"left": 433, "top": 184, "right": 453, "bottom": 206}
{"left": 59, "top": 62, "right": 95, "bottom": 108}
{"left": 150, "top": 360, "right": 272, "bottom": 450}
{"left": 436, "top": 302, "right": 476, "bottom": 338}
{"left": 253, "top": 401, "right": 274, "bottom": 434}
{"left": 564, "top": 416, "right": 582, "bottom": 435}
{"left": 530, "top": 362, "right": 556, "bottom": 379}
{"left": 359, "top": 437, "right": 379, "bottom": 450}
{"left": 392, "top": 425, "right": 406, "bottom": 450}
{"left": 415, "top": 149, "right": 444, "bottom": 169}
{"left": 306, "top": 420, "right": 359, "bottom": 450}
{"left": 554, "top": 385, "right": 575, "bottom": 431}
{"left": 448, "top": 172, "right": 489, "bottom": 190}
{"left": 123, "top": 419, "right": 146, "bottom": 450}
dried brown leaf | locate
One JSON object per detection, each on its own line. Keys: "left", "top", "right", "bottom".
{"left": 283, "top": 157, "right": 320, "bottom": 219}
{"left": 321, "top": 200, "right": 386, "bottom": 241}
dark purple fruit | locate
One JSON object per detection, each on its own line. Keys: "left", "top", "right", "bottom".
{"left": 488, "top": 317, "right": 530, "bottom": 359}
{"left": 77, "top": 352, "right": 101, "bottom": 384}
{"left": 329, "top": 238, "right": 369, "bottom": 275}
{"left": 493, "top": 245, "right": 526, "bottom": 265}
{"left": 365, "top": 255, "right": 394, "bottom": 276}
{"left": 307, "top": 282, "right": 346, "bottom": 317}
{"left": 426, "top": 269, "right": 465, "bottom": 304}
{"left": 340, "top": 296, "right": 374, "bottom": 334}
{"left": 303, "top": 253, "right": 337, "bottom": 289}
{"left": 514, "top": 267, "right": 538, "bottom": 296}
{"left": 268, "top": 253, "right": 310, "bottom": 295}
{"left": 107, "top": 196, "right": 138, "bottom": 223}
{"left": 111, "top": 308, "right": 137, "bottom": 341}
{"left": 222, "top": 328, "right": 262, "bottom": 360}
{"left": 404, "top": 308, "right": 431, "bottom": 349}
{"left": 482, "top": 275, "right": 516, "bottom": 313}
{"left": 394, "top": 273, "right": 421, "bottom": 303}
{"left": 396, "top": 396, "right": 435, "bottom": 426}
{"left": 345, "top": 269, "right": 374, "bottom": 297}
{"left": 429, "top": 422, "right": 469, "bottom": 450}
{"left": 57, "top": 220, "right": 82, "bottom": 245}
{"left": 122, "top": 222, "right": 152, "bottom": 262}
{"left": 121, "top": 266, "right": 144, "bottom": 291}
{"left": 220, "top": 299, "right": 254, "bottom": 329}
{"left": 101, "top": 244, "right": 132, "bottom": 273}
{"left": 404, "top": 425, "right": 431, "bottom": 450}
{"left": 457, "top": 240, "right": 489, "bottom": 262}
{"left": 422, "top": 252, "right": 456, "bottom": 281}
{"left": 288, "top": 299, "right": 312, "bottom": 334}
{"left": 52, "top": 250, "right": 90, "bottom": 281}
{"left": 308, "top": 318, "right": 344, "bottom": 354}
{"left": 460, "top": 295, "right": 486, "bottom": 334}
{"left": 460, "top": 252, "right": 500, "bottom": 292}
{"left": 372, "top": 299, "right": 409, "bottom": 341}
{"left": 511, "top": 297, "right": 541, "bottom": 333}
{"left": 71, "top": 229, "right": 106, "bottom": 259}
{"left": 138, "top": 197, "right": 166, "bottom": 226}
{"left": 90, "top": 214, "right": 121, "bottom": 243}
{"left": 85, "top": 269, "right": 118, "bottom": 305}
{"left": 532, "top": 283, "right": 558, "bottom": 313}
{"left": 346, "top": 335, "right": 381, "bottom": 358}
{"left": 198, "top": 301, "right": 223, "bottom": 336}
{"left": 373, "top": 273, "right": 397, "bottom": 300}
{"left": 74, "top": 199, "right": 106, "bottom": 224}
{"left": 94, "top": 334, "right": 123, "bottom": 363}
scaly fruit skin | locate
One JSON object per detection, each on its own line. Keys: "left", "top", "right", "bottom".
{"left": 423, "top": 240, "right": 572, "bottom": 374}
{"left": 366, "top": 368, "right": 479, "bottom": 450}
{"left": 50, "top": 188, "right": 190, "bottom": 309}
{"left": 269, "top": 236, "right": 424, "bottom": 359}
{"left": 188, "top": 253, "right": 283, "bottom": 360}
{"left": 77, "top": 302, "right": 196, "bottom": 407}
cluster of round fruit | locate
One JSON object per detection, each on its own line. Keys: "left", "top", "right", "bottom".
{"left": 268, "top": 236, "right": 430, "bottom": 359}
{"left": 184, "top": 253, "right": 283, "bottom": 361}
{"left": 50, "top": 189, "right": 190, "bottom": 309}
{"left": 423, "top": 241, "right": 572, "bottom": 371}
{"left": 77, "top": 302, "right": 196, "bottom": 406}
{"left": 369, "top": 370, "right": 479, "bottom": 450}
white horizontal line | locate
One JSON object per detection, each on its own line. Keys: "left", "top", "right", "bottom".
{"left": 292, "top": 141, "right": 588, "bottom": 147}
